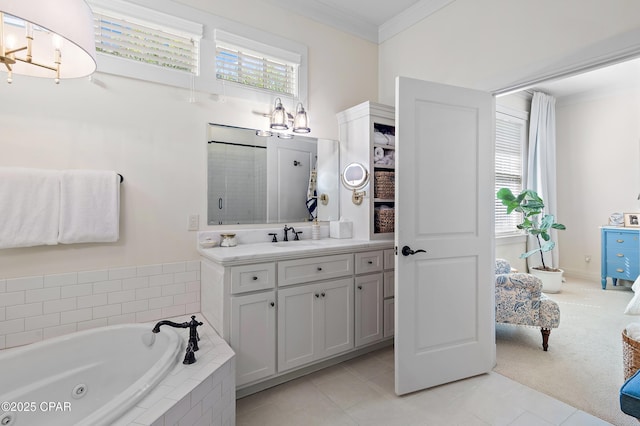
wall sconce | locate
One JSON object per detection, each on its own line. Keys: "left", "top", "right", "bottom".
{"left": 0, "top": 0, "right": 96, "bottom": 84}
{"left": 270, "top": 97, "right": 311, "bottom": 133}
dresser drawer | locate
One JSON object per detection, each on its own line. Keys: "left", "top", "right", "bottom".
{"left": 230, "top": 263, "right": 276, "bottom": 294}
{"left": 355, "top": 251, "right": 383, "bottom": 274}
{"left": 607, "top": 256, "right": 639, "bottom": 279}
{"left": 606, "top": 232, "right": 639, "bottom": 250}
{"left": 278, "top": 254, "right": 353, "bottom": 287}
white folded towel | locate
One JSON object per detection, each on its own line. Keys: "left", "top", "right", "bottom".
{"left": 58, "top": 170, "right": 120, "bottom": 244}
{"left": 374, "top": 146, "right": 384, "bottom": 161}
{"left": 373, "top": 131, "right": 389, "bottom": 145}
{"left": 0, "top": 167, "right": 61, "bottom": 249}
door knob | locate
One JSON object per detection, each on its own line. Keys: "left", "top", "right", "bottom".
{"left": 401, "top": 245, "right": 426, "bottom": 256}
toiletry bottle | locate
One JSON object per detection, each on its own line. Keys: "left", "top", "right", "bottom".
{"left": 312, "top": 220, "right": 321, "bottom": 240}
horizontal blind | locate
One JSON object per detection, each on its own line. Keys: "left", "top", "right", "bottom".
{"left": 93, "top": 12, "right": 199, "bottom": 74}
{"left": 495, "top": 113, "right": 525, "bottom": 235}
{"left": 215, "top": 44, "right": 297, "bottom": 96}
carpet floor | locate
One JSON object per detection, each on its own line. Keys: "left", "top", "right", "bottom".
{"left": 494, "top": 275, "right": 638, "bottom": 425}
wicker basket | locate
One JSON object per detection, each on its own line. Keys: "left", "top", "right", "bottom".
{"left": 623, "top": 329, "right": 640, "bottom": 380}
{"left": 374, "top": 171, "right": 395, "bottom": 199}
{"left": 375, "top": 208, "right": 394, "bottom": 233}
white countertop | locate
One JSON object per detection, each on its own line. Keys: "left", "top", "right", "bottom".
{"left": 198, "top": 238, "right": 394, "bottom": 265}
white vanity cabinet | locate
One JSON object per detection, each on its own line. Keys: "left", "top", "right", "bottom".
{"left": 199, "top": 240, "right": 394, "bottom": 393}
{"left": 278, "top": 277, "right": 353, "bottom": 372}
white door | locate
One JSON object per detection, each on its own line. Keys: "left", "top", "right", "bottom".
{"left": 395, "top": 77, "right": 495, "bottom": 395}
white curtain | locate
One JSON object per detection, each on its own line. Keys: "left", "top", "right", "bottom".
{"left": 527, "top": 92, "right": 559, "bottom": 269}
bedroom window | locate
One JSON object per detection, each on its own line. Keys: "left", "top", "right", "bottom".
{"left": 495, "top": 107, "right": 527, "bottom": 236}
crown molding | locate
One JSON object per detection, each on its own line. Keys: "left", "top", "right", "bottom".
{"left": 378, "top": 0, "right": 455, "bottom": 43}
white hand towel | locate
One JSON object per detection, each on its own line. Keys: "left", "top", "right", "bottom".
{"left": 0, "top": 167, "right": 61, "bottom": 249}
{"left": 58, "top": 170, "right": 120, "bottom": 244}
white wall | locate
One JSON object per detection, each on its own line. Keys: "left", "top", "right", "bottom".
{"left": 379, "top": 0, "right": 640, "bottom": 104}
{"left": 556, "top": 88, "right": 640, "bottom": 280}
{"left": 0, "top": 0, "right": 378, "bottom": 279}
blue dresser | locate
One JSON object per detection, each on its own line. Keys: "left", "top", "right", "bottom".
{"left": 601, "top": 227, "right": 640, "bottom": 289}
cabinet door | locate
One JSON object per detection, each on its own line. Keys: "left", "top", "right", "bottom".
{"left": 316, "top": 278, "right": 354, "bottom": 359}
{"left": 355, "top": 273, "right": 384, "bottom": 347}
{"left": 231, "top": 291, "right": 276, "bottom": 386}
{"left": 383, "top": 298, "right": 395, "bottom": 338}
{"left": 278, "top": 285, "right": 316, "bottom": 372}
{"left": 278, "top": 279, "right": 354, "bottom": 372}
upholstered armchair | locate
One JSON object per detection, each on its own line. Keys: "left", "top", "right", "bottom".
{"left": 495, "top": 259, "right": 561, "bottom": 351}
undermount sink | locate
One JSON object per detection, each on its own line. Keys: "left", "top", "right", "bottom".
{"left": 271, "top": 240, "right": 316, "bottom": 248}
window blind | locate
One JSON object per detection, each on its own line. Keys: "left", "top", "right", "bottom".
{"left": 215, "top": 44, "right": 298, "bottom": 96}
{"left": 93, "top": 11, "right": 199, "bottom": 74}
{"left": 495, "top": 113, "right": 525, "bottom": 235}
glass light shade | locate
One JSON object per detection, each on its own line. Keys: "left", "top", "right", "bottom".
{"left": 0, "top": 0, "right": 96, "bottom": 79}
{"left": 293, "top": 103, "right": 310, "bottom": 133}
{"left": 270, "top": 98, "right": 288, "bottom": 130}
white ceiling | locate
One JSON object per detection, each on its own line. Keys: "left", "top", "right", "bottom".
{"left": 267, "top": 0, "right": 640, "bottom": 99}
{"left": 530, "top": 57, "right": 640, "bottom": 99}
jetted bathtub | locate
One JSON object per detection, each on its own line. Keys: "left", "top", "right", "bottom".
{"left": 0, "top": 323, "right": 183, "bottom": 426}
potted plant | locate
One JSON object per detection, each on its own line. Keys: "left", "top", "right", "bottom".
{"left": 496, "top": 188, "right": 566, "bottom": 293}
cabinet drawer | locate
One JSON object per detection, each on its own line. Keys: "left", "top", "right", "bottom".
{"left": 230, "top": 263, "right": 276, "bottom": 294}
{"left": 606, "top": 232, "right": 639, "bottom": 250}
{"left": 383, "top": 271, "right": 394, "bottom": 298}
{"left": 355, "top": 251, "right": 383, "bottom": 274}
{"left": 278, "top": 254, "right": 353, "bottom": 287}
{"left": 384, "top": 249, "right": 395, "bottom": 270}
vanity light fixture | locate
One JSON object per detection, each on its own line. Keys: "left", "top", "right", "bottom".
{"left": 269, "top": 97, "right": 312, "bottom": 134}
{"left": 292, "top": 103, "right": 311, "bottom": 133}
{"left": 0, "top": 0, "right": 96, "bottom": 84}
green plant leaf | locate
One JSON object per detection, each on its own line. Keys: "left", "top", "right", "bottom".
{"left": 552, "top": 223, "right": 566, "bottom": 230}
{"left": 541, "top": 241, "right": 555, "bottom": 252}
{"left": 520, "top": 248, "right": 541, "bottom": 259}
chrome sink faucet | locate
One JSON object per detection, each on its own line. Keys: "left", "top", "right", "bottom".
{"left": 152, "top": 315, "right": 203, "bottom": 364}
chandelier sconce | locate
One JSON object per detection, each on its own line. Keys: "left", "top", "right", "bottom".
{"left": 269, "top": 97, "right": 311, "bottom": 134}
{"left": 0, "top": 0, "right": 96, "bottom": 84}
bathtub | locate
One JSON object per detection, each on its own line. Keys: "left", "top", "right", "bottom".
{"left": 0, "top": 323, "right": 183, "bottom": 426}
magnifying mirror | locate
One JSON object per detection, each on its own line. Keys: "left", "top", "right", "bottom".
{"left": 341, "top": 162, "right": 369, "bottom": 205}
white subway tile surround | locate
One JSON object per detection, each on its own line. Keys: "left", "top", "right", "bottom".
{"left": 0, "top": 261, "right": 201, "bottom": 350}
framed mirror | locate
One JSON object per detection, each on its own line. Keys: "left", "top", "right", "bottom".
{"left": 207, "top": 124, "right": 340, "bottom": 225}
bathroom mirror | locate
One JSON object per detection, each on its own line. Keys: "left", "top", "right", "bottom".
{"left": 341, "top": 162, "right": 369, "bottom": 205}
{"left": 207, "top": 124, "right": 340, "bottom": 225}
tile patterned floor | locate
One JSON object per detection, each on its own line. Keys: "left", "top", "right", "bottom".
{"left": 236, "top": 346, "right": 611, "bottom": 425}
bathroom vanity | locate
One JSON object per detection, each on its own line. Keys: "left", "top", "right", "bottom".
{"left": 198, "top": 238, "right": 394, "bottom": 393}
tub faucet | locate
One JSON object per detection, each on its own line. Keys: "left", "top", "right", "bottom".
{"left": 152, "top": 315, "right": 203, "bottom": 364}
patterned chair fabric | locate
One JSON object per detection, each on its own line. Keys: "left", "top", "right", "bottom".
{"left": 495, "top": 258, "right": 560, "bottom": 350}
